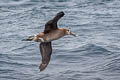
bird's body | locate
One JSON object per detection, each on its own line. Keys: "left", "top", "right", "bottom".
{"left": 33, "top": 28, "right": 68, "bottom": 42}
{"left": 23, "top": 11, "right": 76, "bottom": 71}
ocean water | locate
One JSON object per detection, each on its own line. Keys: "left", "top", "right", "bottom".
{"left": 0, "top": 0, "right": 120, "bottom": 80}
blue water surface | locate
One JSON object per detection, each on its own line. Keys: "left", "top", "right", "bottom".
{"left": 0, "top": 0, "right": 120, "bottom": 80}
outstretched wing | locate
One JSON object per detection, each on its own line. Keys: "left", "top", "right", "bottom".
{"left": 39, "top": 42, "right": 52, "bottom": 71}
{"left": 44, "top": 11, "right": 64, "bottom": 34}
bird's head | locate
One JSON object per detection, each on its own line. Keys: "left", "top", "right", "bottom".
{"left": 64, "top": 28, "right": 76, "bottom": 37}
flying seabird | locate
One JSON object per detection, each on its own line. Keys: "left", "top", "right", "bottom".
{"left": 23, "top": 11, "right": 76, "bottom": 71}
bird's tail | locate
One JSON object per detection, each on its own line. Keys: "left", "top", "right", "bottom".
{"left": 22, "top": 36, "right": 35, "bottom": 41}
{"left": 39, "top": 62, "right": 48, "bottom": 72}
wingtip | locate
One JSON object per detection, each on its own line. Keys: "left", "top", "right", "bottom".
{"left": 39, "top": 63, "right": 48, "bottom": 72}
{"left": 57, "top": 11, "right": 64, "bottom": 17}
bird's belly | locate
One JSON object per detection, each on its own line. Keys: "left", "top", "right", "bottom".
{"left": 45, "top": 36, "right": 61, "bottom": 42}
{"left": 45, "top": 34, "right": 63, "bottom": 42}
{"left": 36, "top": 36, "right": 58, "bottom": 42}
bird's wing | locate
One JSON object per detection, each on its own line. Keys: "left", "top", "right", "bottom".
{"left": 39, "top": 42, "right": 52, "bottom": 71}
{"left": 44, "top": 11, "right": 64, "bottom": 34}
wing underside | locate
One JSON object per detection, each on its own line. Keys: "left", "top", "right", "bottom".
{"left": 39, "top": 42, "right": 52, "bottom": 71}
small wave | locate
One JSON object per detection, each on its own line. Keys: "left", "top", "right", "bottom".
{"left": 103, "top": 58, "right": 120, "bottom": 72}
{"left": 88, "top": 0, "right": 114, "bottom": 5}
{"left": 0, "top": 0, "right": 36, "bottom": 8}
{"left": 71, "top": 44, "right": 111, "bottom": 57}
{"left": 0, "top": 60, "right": 24, "bottom": 66}
{"left": 33, "top": 0, "right": 70, "bottom": 2}
{"left": 11, "top": 43, "right": 35, "bottom": 52}
{"left": 0, "top": 54, "right": 9, "bottom": 58}
{"left": 88, "top": 55, "right": 120, "bottom": 73}
{"left": 0, "top": 76, "right": 17, "bottom": 80}
{"left": 0, "top": 69, "right": 14, "bottom": 74}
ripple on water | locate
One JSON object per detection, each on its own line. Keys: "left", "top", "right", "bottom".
{"left": 1, "top": 0, "right": 120, "bottom": 80}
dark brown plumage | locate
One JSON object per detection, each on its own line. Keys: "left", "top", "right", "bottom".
{"left": 44, "top": 11, "right": 64, "bottom": 34}
{"left": 39, "top": 42, "right": 52, "bottom": 71}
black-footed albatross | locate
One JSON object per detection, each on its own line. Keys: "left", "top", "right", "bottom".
{"left": 23, "top": 11, "right": 76, "bottom": 71}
